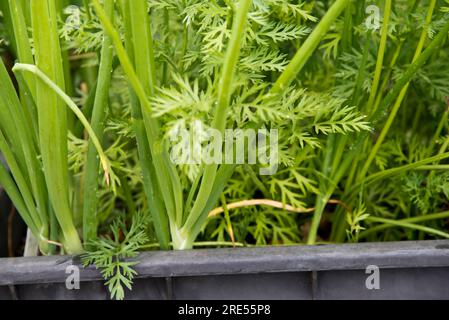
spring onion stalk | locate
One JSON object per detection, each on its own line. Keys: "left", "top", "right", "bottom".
{"left": 118, "top": 0, "right": 181, "bottom": 244}
{"left": 117, "top": 0, "right": 170, "bottom": 249}
{"left": 188, "top": 165, "right": 237, "bottom": 243}
{"left": 30, "top": 0, "right": 82, "bottom": 254}
{"left": 82, "top": 0, "right": 115, "bottom": 244}
{"left": 0, "top": 130, "right": 42, "bottom": 235}
{"left": 13, "top": 62, "right": 113, "bottom": 251}
{"left": 0, "top": 161, "right": 38, "bottom": 236}
{"left": 0, "top": 57, "right": 51, "bottom": 253}
{"left": 6, "top": 0, "right": 50, "bottom": 248}
{"left": 7, "top": 0, "right": 35, "bottom": 98}
{"left": 127, "top": 0, "right": 184, "bottom": 238}
{"left": 93, "top": 0, "right": 176, "bottom": 248}
{"left": 13, "top": 64, "right": 112, "bottom": 187}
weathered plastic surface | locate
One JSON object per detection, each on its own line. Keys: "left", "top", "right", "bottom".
{"left": 0, "top": 240, "right": 449, "bottom": 300}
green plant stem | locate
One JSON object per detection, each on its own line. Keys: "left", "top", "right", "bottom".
{"left": 162, "top": 8, "right": 170, "bottom": 84}
{"left": 7, "top": 0, "right": 35, "bottom": 98}
{"left": 0, "top": 161, "right": 38, "bottom": 236}
{"left": 82, "top": 0, "right": 114, "bottom": 244}
{"left": 181, "top": 0, "right": 252, "bottom": 243}
{"left": 267, "top": 0, "right": 350, "bottom": 245}
{"left": 330, "top": 32, "right": 371, "bottom": 179}
{"left": 30, "top": 0, "right": 82, "bottom": 254}
{"left": 331, "top": 29, "right": 372, "bottom": 201}
{"left": 14, "top": 64, "right": 111, "bottom": 182}
{"left": 343, "top": 151, "right": 449, "bottom": 203}
{"left": 341, "top": 18, "right": 449, "bottom": 182}
{"left": 116, "top": 0, "right": 170, "bottom": 249}
{"left": 270, "top": 0, "right": 350, "bottom": 94}
{"left": 360, "top": 0, "right": 437, "bottom": 178}
{"left": 416, "top": 165, "right": 449, "bottom": 170}
{"left": 83, "top": 0, "right": 91, "bottom": 20}
{"left": 362, "top": 216, "right": 449, "bottom": 239}
{"left": 439, "top": 135, "right": 449, "bottom": 154}
{"left": 352, "top": 33, "right": 371, "bottom": 105}
{"left": 244, "top": 165, "right": 270, "bottom": 198}
{"left": 14, "top": 63, "right": 113, "bottom": 253}
{"left": 307, "top": 134, "right": 335, "bottom": 244}
{"left": 0, "top": 0, "right": 16, "bottom": 56}
{"left": 0, "top": 58, "right": 49, "bottom": 252}
{"left": 371, "top": 40, "right": 405, "bottom": 113}
{"left": 332, "top": 39, "right": 406, "bottom": 242}
{"left": 179, "top": 0, "right": 189, "bottom": 73}
{"left": 188, "top": 165, "right": 237, "bottom": 246}
{"left": 341, "top": 3, "right": 353, "bottom": 52}
{"left": 332, "top": 156, "right": 449, "bottom": 242}
{"left": 91, "top": 0, "right": 155, "bottom": 121}
{"left": 127, "top": 0, "right": 184, "bottom": 242}
{"left": 359, "top": 210, "right": 449, "bottom": 239}
{"left": 429, "top": 109, "right": 449, "bottom": 154}
{"left": 183, "top": 165, "right": 203, "bottom": 218}
{"left": 129, "top": 0, "right": 184, "bottom": 232}
{"left": 366, "top": 0, "right": 392, "bottom": 114}
{"left": 220, "top": 194, "right": 235, "bottom": 243}
{"left": 309, "top": 17, "right": 449, "bottom": 244}
{"left": 0, "top": 130, "right": 42, "bottom": 234}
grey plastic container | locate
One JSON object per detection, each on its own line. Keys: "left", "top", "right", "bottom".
{"left": 0, "top": 240, "right": 449, "bottom": 300}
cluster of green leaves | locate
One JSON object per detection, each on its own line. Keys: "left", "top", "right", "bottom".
{"left": 59, "top": 4, "right": 105, "bottom": 54}
{"left": 2, "top": 0, "right": 449, "bottom": 299}
{"left": 201, "top": 0, "right": 449, "bottom": 246}
{"left": 82, "top": 212, "right": 149, "bottom": 300}
{"left": 308, "top": 0, "right": 449, "bottom": 244}
{"left": 148, "top": 1, "right": 371, "bottom": 240}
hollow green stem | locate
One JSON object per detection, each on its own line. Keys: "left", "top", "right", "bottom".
{"left": 0, "top": 59, "right": 48, "bottom": 251}
{"left": 14, "top": 63, "right": 112, "bottom": 183}
{"left": 30, "top": 0, "right": 82, "bottom": 254}
{"left": 7, "top": 0, "right": 35, "bottom": 98}
{"left": 116, "top": 0, "right": 171, "bottom": 249}
{"left": 0, "top": 161, "right": 38, "bottom": 236}
{"left": 82, "top": 0, "right": 115, "bottom": 244}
